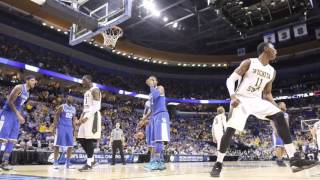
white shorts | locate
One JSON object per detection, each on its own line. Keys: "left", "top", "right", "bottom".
{"left": 227, "top": 95, "right": 281, "bottom": 131}
{"left": 78, "top": 111, "right": 101, "bottom": 139}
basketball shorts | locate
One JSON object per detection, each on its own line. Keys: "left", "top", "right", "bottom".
{"left": 78, "top": 111, "right": 101, "bottom": 139}
{"left": 0, "top": 110, "right": 20, "bottom": 141}
{"left": 54, "top": 126, "right": 74, "bottom": 147}
{"left": 272, "top": 132, "right": 284, "bottom": 147}
{"left": 227, "top": 95, "right": 281, "bottom": 131}
{"left": 150, "top": 112, "right": 170, "bottom": 143}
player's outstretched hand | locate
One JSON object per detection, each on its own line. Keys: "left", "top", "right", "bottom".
{"left": 230, "top": 95, "right": 240, "bottom": 108}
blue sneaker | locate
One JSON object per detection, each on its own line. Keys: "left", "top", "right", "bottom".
{"left": 158, "top": 161, "right": 166, "bottom": 170}
{"left": 144, "top": 160, "right": 159, "bottom": 170}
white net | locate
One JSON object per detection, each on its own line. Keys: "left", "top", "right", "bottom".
{"left": 102, "top": 26, "right": 123, "bottom": 48}
{"left": 301, "top": 119, "right": 320, "bottom": 132}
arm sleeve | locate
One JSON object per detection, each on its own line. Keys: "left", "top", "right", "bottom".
{"left": 226, "top": 72, "right": 242, "bottom": 96}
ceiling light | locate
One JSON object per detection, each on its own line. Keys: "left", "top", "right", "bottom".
{"left": 163, "top": 17, "right": 168, "bottom": 22}
{"left": 153, "top": 10, "right": 161, "bottom": 17}
{"left": 42, "top": 22, "right": 46, "bottom": 26}
{"left": 50, "top": 25, "right": 54, "bottom": 29}
{"left": 173, "top": 22, "right": 178, "bottom": 28}
{"left": 57, "top": 28, "right": 61, "bottom": 32}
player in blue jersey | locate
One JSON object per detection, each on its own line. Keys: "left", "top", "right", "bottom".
{"left": 144, "top": 76, "right": 170, "bottom": 170}
{"left": 52, "top": 96, "right": 77, "bottom": 169}
{"left": 0, "top": 75, "right": 37, "bottom": 170}
{"left": 271, "top": 102, "right": 289, "bottom": 167}
{"left": 138, "top": 100, "right": 154, "bottom": 165}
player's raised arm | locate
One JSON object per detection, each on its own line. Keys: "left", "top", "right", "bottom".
{"left": 8, "top": 85, "right": 24, "bottom": 123}
{"left": 226, "top": 59, "right": 250, "bottom": 108}
{"left": 263, "top": 71, "right": 277, "bottom": 106}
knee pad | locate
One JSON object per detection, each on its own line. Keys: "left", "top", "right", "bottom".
{"left": 219, "top": 127, "right": 236, "bottom": 153}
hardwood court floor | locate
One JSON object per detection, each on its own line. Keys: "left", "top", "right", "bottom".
{"left": 0, "top": 161, "right": 320, "bottom": 180}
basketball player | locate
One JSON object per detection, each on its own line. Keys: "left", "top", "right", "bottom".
{"left": 0, "top": 75, "right": 37, "bottom": 170}
{"left": 139, "top": 100, "right": 155, "bottom": 165}
{"left": 77, "top": 75, "right": 102, "bottom": 172}
{"left": 145, "top": 76, "right": 170, "bottom": 170}
{"left": 212, "top": 106, "right": 227, "bottom": 150}
{"left": 52, "top": 96, "right": 77, "bottom": 169}
{"left": 210, "top": 42, "right": 318, "bottom": 177}
{"left": 271, "top": 102, "right": 289, "bottom": 166}
{"left": 311, "top": 120, "right": 320, "bottom": 161}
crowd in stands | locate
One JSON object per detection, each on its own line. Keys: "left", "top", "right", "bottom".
{"left": 0, "top": 34, "right": 320, "bottom": 161}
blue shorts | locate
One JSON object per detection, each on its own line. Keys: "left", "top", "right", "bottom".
{"left": 272, "top": 132, "right": 284, "bottom": 147}
{"left": 0, "top": 110, "right": 20, "bottom": 141}
{"left": 150, "top": 112, "right": 170, "bottom": 143}
{"left": 54, "top": 126, "right": 74, "bottom": 147}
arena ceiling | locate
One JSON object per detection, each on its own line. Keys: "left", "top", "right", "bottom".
{"left": 123, "top": 0, "right": 319, "bottom": 54}
{"left": 0, "top": 0, "right": 320, "bottom": 65}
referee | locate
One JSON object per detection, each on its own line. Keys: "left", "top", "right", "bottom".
{"left": 110, "top": 123, "right": 126, "bottom": 165}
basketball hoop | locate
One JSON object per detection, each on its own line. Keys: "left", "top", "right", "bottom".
{"left": 102, "top": 26, "right": 123, "bottom": 48}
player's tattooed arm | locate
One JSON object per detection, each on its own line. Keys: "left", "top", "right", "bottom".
{"left": 228, "top": 59, "right": 250, "bottom": 108}
{"left": 8, "top": 85, "right": 25, "bottom": 123}
{"left": 53, "top": 105, "right": 63, "bottom": 130}
{"left": 91, "top": 88, "right": 101, "bottom": 101}
{"left": 234, "top": 59, "right": 251, "bottom": 76}
{"left": 263, "top": 71, "right": 277, "bottom": 106}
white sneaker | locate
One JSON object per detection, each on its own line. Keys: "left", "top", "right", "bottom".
{"left": 53, "top": 163, "right": 59, "bottom": 169}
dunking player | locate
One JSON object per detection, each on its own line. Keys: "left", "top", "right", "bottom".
{"left": 0, "top": 75, "right": 37, "bottom": 170}
{"left": 77, "top": 75, "right": 102, "bottom": 172}
{"left": 144, "top": 76, "right": 170, "bottom": 170}
{"left": 212, "top": 106, "right": 227, "bottom": 150}
{"left": 210, "top": 42, "right": 318, "bottom": 177}
{"left": 271, "top": 102, "right": 289, "bottom": 166}
{"left": 52, "top": 96, "right": 77, "bottom": 169}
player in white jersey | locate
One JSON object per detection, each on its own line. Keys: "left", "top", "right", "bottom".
{"left": 311, "top": 120, "right": 320, "bottom": 161}
{"left": 210, "top": 42, "right": 318, "bottom": 177}
{"left": 212, "top": 106, "right": 227, "bottom": 150}
{"left": 77, "top": 75, "right": 102, "bottom": 172}
{"left": 271, "top": 102, "right": 289, "bottom": 166}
